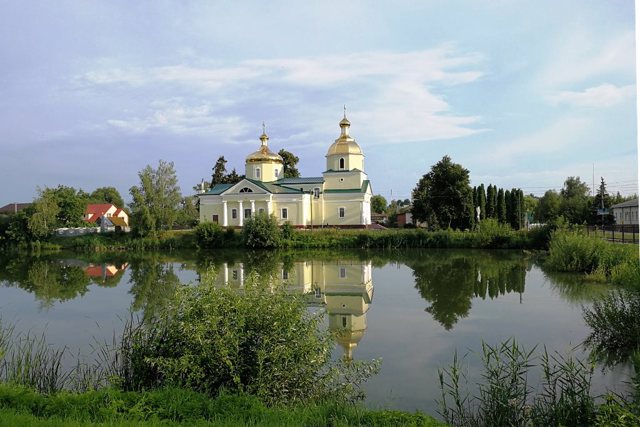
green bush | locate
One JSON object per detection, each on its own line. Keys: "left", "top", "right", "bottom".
{"left": 242, "top": 213, "right": 281, "bottom": 249}
{"left": 473, "top": 219, "right": 514, "bottom": 248}
{"left": 194, "top": 222, "right": 227, "bottom": 248}
{"left": 118, "top": 270, "right": 377, "bottom": 405}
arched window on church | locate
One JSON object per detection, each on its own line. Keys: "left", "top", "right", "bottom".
{"left": 255, "top": 167, "right": 261, "bottom": 179}
{"left": 239, "top": 188, "right": 253, "bottom": 193}
{"left": 339, "top": 158, "right": 345, "bottom": 170}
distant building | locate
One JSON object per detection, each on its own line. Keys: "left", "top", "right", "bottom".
{"left": 0, "top": 202, "right": 31, "bottom": 215}
{"left": 198, "top": 113, "right": 373, "bottom": 228}
{"left": 84, "top": 203, "right": 129, "bottom": 232}
{"left": 612, "top": 198, "right": 639, "bottom": 225}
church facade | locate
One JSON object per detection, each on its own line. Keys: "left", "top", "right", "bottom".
{"left": 198, "top": 114, "right": 372, "bottom": 227}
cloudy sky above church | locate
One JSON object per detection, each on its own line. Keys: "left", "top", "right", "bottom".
{"left": 0, "top": 1, "right": 637, "bottom": 204}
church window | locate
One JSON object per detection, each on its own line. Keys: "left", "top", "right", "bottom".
{"left": 232, "top": 270, "right": 238, "bottom": 280}
{"left": 239, "top": 187, "right": 253, "bottom": 193}
{"left": 275, "top": 168, "right": 279, "bottom": 177}
{"left": 313, "top": 187, "right": 320, "bottom": 198}
{"left": 282, "top": 270, "right": 289, "bottom": 280}
{"left": 339, "top": 178, "right": 344, "bottom": 182}
{"left": 255, "top": 167, "right": 261, "bottom": 179}
{"left": 314, "top": 287, "right": 321, "bottom": 298}
{"left": 258, "top": 208, "right": 265, "bottom": 215}
{"left": 231, "top": 209, "right": 237, "bottom": 219}
{"left": 281, "top": 208, "right": 288, "bottom": 219}
{"left": 339, "top": 207, "right": 345, "bottom": 218}
{"left": 342, "top": 316, "right": 347, "bottom": 328}
{"left": 244, "top": 208, "right": 252, "bottom": 219}
{"left": 339, "top": 158, "right": 345, "bottom": 170}
{"left": 339, "top": 266, "right": 347, "bottom": 278}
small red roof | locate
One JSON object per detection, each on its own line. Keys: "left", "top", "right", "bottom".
{"left": 85, "top": 204, "right": 115, "bottom": 215}
{"left": 113, "top": 208, "right": 123, "bottom": 216}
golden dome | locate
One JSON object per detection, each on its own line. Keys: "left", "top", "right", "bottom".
{"left": 246, "top": 130, "right": 283, "bottom": 164}
{"left": 326, "top": 113, "right": 363, "bottom": 156}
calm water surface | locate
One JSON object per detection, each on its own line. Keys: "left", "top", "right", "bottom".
{"left": 0, "top": 249, "right": 628, "bottom": 414}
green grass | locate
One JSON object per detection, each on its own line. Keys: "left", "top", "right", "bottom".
{"left": 0, "top": 384, "right": 444, "bottom": 427}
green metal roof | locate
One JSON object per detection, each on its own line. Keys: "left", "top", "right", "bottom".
{"left": 201, "top": 183, "right": 234, "bottom": 195}
{"left": 276, "top": 177, "right": 324, "bottom": 185}
{"left": 324, "top": 180, "right": 371, "bottom": 194}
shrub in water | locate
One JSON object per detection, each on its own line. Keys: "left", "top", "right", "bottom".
{"left": 194, "top": 222, "right": 226, "bottom": 248}
{"left": 118, "top": 269, "right": 377, "bottom": 405}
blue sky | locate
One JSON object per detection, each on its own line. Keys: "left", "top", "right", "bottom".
{"left": 0, "top": 1, "right": 637, "bottom": 205}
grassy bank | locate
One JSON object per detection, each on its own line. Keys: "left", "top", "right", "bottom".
{"left": 0, "top": 384, "right": 442, "bottom": 427}
{"left": 546, "top": 230, "right": 640, "bottom": 286}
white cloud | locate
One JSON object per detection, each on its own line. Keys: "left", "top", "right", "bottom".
{"left": 486, "top": 116, "right": 592, "bottom": 165}
{"left": 107, "top": 101, "right": 248, "bottom": 139}
{"left": 539, "top": 29, "right": 635, "bottom": 88}
{"left": 550, "top": 84, "right": 635, "bottom": 108}
{"left": 80, "top": 46, "right": 485, "bottom": 142}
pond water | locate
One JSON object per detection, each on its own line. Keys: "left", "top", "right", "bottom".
{"left": 0, "top": 249, "right": 630, "bottom": 415}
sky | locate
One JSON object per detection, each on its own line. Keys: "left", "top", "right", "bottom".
{"left": 0, "top": 0, "right": 637, "bottom": 206}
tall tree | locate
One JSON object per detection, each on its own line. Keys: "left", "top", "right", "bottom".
{"left": 210, "top": 156, "right": 228, "bottom": 188}
{"left": 42, "top": 185, "right": 88, "bottom": 227}
{"left": 225, "top": 168, "right": 243, "bottom": 184}
{"left": 27, "top": 191, "right": 60, "bottom": 239}
{"left": 371, "top": 194, "right": 387, "bottom": 214}
{"left": 476, "top": 184, "right": 486, "bottom": 220}
{"left": 591, "top": 177, "right": 614, "bottom": 225}
{"left": 497, "top": 188, "right": 506, "bottom": 223}
{"left": 90, "top": 186, "right": 124, "bottom": 208}
{"left": 129, "top": 160, "right": 182, "bottom": 235}
{"left": 411, "top": 156, "right": 473, "bottom": 230}
{"left": 278, "top": 149, "right": 300, "bottom": 178}
{"left": 486, "top": 185, "right": 497, "bottom": 219}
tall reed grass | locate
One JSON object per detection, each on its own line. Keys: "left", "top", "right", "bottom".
{"left": 438, "top": 339, "right": 597, "bottom": 427}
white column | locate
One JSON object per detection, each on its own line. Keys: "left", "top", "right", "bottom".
{"left": 223, "top": 263, "right": 228, "bottom": 284}
{"left": 250, "top": 200, "right": 255, "bottom": 217}
{"left": 222, "top": 201, "right": 228, "bottom": 227}
{"left": 267, "top": 199, "right": 272, "bottom": 215}
{"left": 239, "top": 201, "right": 244, "bottom": 226}
{"left": 239, "top": 263, "right": 244, "bottom": 288}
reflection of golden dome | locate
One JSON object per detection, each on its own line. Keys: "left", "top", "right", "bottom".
{"left": 326, "top": 114, "right": 363, "bottom": 156}
{"left": 246, "top": 131, "right": 284, "bottom": 164}
{"left": 335, "top": 329, "right": 365, "bottom": 360}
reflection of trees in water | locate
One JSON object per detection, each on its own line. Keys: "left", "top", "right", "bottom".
{"left": 0, "top": 256, "right": 90, "bottom": 308}
{"left": 405, "top": 251, "right": 528, "bottom": 330}
{"left": 538, "top": 264, "right": 609, "bottom": 304}
{"left": 128, "top": 256, "right": 180, "bottom": 321}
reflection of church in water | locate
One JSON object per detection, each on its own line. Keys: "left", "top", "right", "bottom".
{"left": 215, "top": 260, "right": 373, "bottom": 359}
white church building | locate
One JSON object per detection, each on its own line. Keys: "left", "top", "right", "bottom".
{"left": 198, "top": 113, "right": 372, "bottom": 228}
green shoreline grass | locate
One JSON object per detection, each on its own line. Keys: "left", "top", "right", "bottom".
{"left": 0, "top": 384, "right": 444, "bottom": 427}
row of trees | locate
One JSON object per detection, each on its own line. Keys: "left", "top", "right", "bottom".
{"left": 409, "top": 156, "right": 529, "bottom": 231}
{"left": 535, "top": 176, "right": 632, "bottom": 225}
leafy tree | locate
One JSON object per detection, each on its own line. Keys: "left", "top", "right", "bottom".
{"left": 174, "top": 196, "right": 200, "bottom": 229}
{"left": 371, "top": 195, "right": 387, "bottom": 214}
{"left": 278, "top": 149, "right": 300, "bottom": 178}
{"left": 28, "top": 192, "right": 60, "bottom": 239}
{"left": 129, "top": 160, "right": 182, "bottom": 235}
{"left": 411, "top": 156, "right": 473, "bottom": 230}
{"left": 560, "top": 176, "right": 591, "bottom": 224}
{"left": 90, "top": 186, "right": 124, "bottom": 208}
{"left": 38, "top": 186, "right": 88, "bottom": 228}
{"left": 535, "top": 190, "right": 561, "bottom": 223}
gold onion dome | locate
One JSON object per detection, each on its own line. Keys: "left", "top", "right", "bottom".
{"left": 326, "top": 111, "right": 363, "bottom": 156}
{"left": 246, "top": 126, "right": 283, "bottom": 164}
